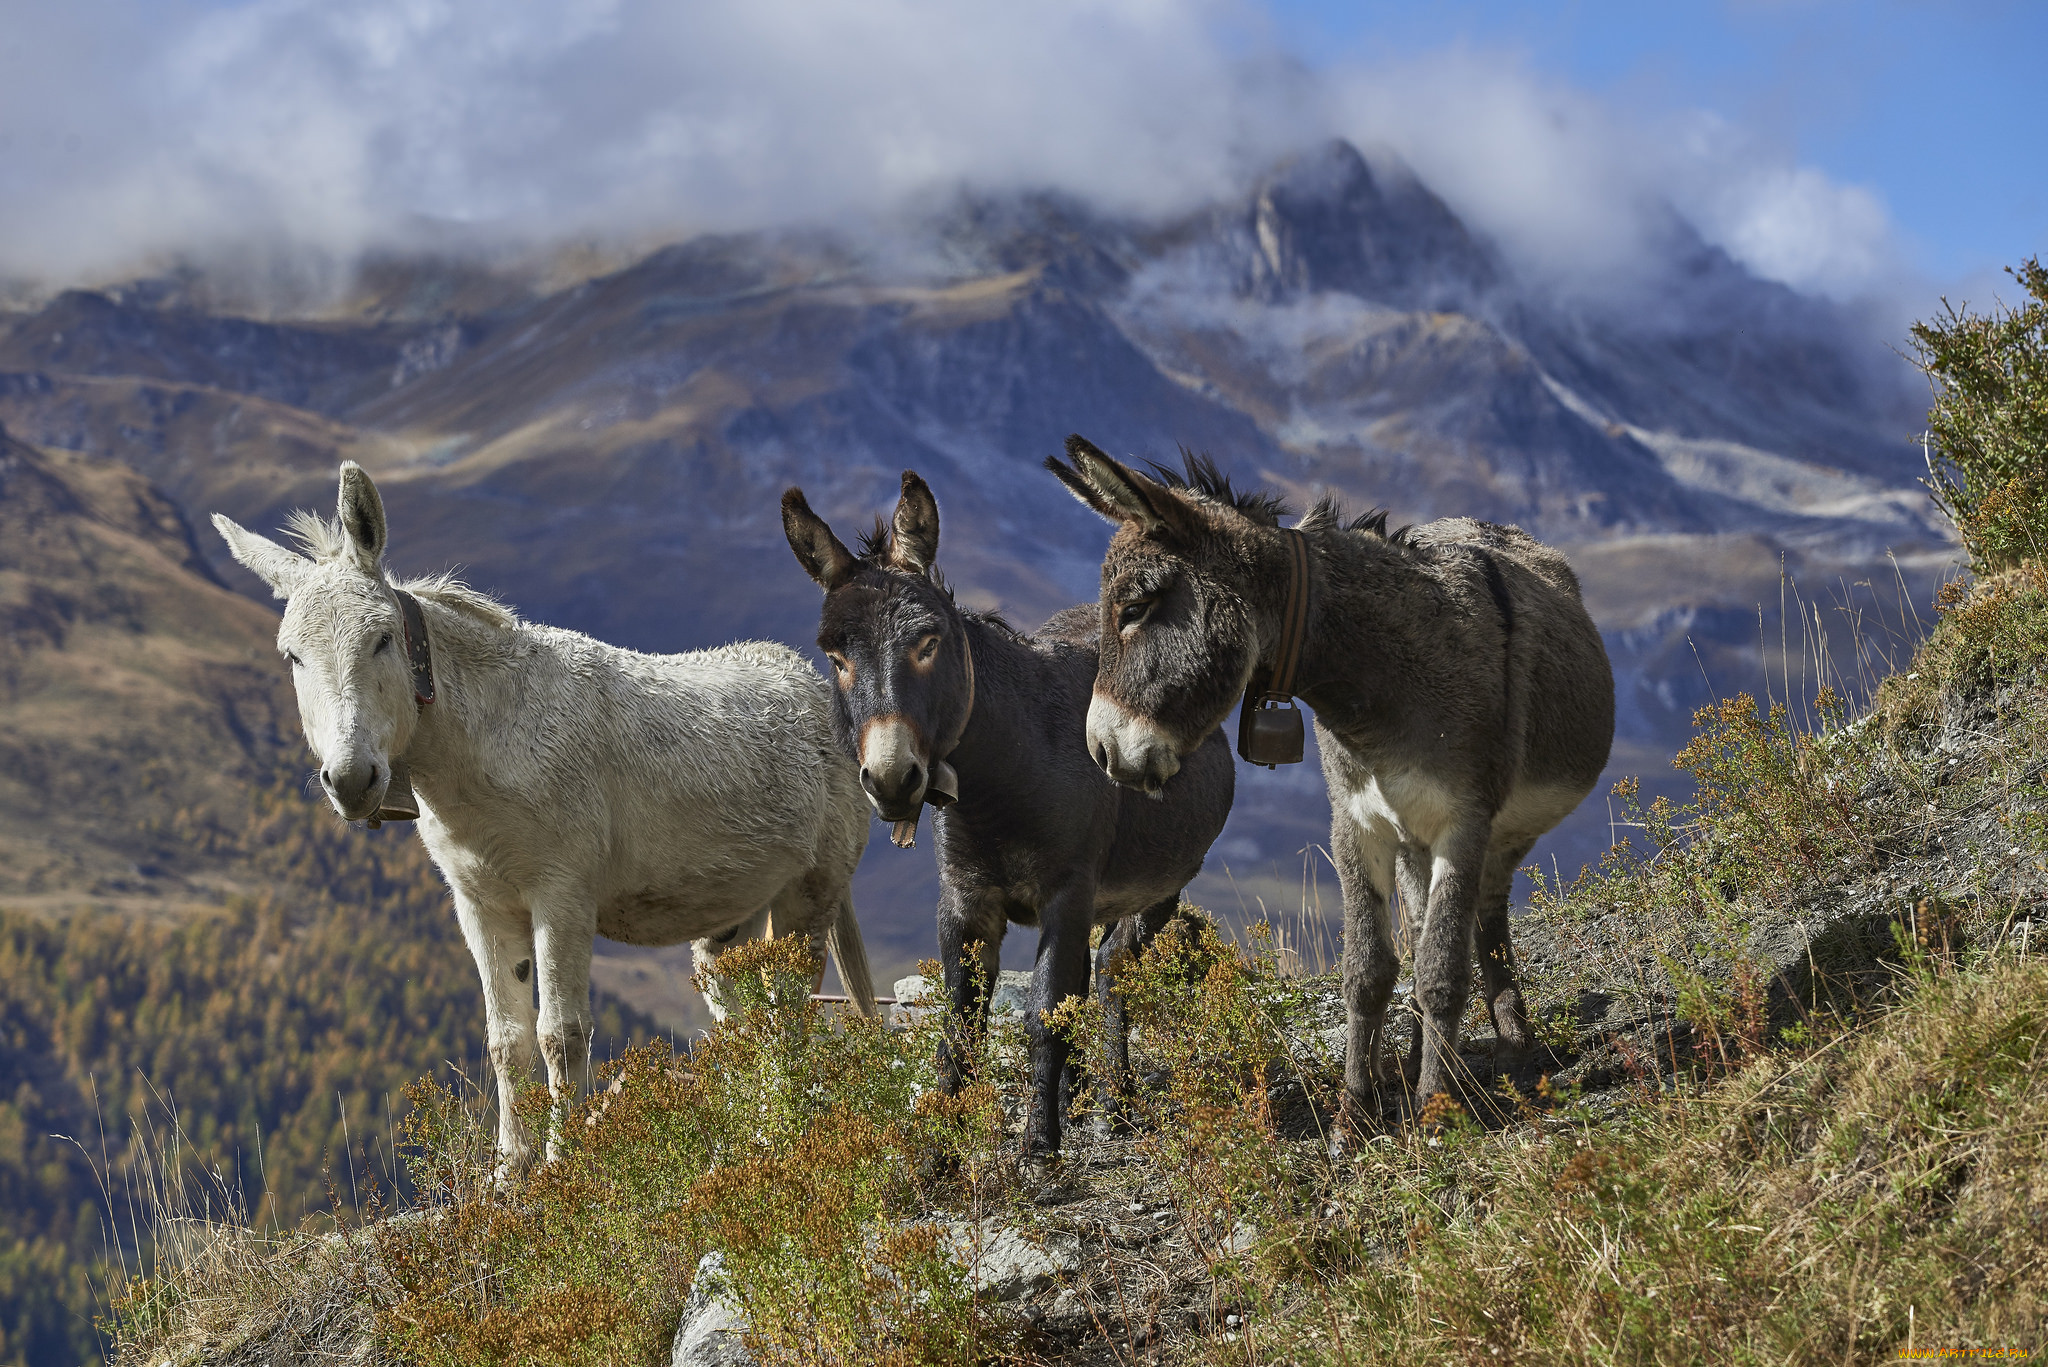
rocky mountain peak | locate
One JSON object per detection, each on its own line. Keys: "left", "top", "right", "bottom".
{"left": 1242, "top": 139, "right": 1496, "bottom": 306}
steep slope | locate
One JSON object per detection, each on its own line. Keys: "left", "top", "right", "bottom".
{"left": 0, "top": 429, "right": 299, "bottom": 910}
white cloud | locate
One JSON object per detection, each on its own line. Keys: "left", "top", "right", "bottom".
{"left": 1320, "top": 48, "right": 1905, "bottom": 303}
{"left": 0, "top": 0, "right": 1908, "bottom": 306}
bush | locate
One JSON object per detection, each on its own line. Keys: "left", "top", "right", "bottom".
{"left": 356, "top": 936, "right": 1019, "bottom": 1367}
{"left": 1911, "top": 257, "right": 2048, "bottom": 572}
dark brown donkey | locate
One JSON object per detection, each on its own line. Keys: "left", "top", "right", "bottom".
{"left": 1047, "top": 436, "right": 1614, "bottom": 1122}
{"left": 783, "top": 471, "right": 1236, "bottom": 1156}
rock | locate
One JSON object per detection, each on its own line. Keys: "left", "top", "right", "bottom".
{"left": 672, "top": 1253, "right": 754, "bottom": 1367}
{"left": 944, "top": 1218, "right": 1082, "bottom": 1300}
{"left": 987, "top": 971, "right": 1036, "bottom": 1020}
{"left": 892, "top": 971, "right": 1037, "bottom": 1024}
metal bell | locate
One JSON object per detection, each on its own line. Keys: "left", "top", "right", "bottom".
{"left": 371, "top": 756, "right": 422, "bottom": 826}
{"left": 1237, "top": 697, "right": 1305, "bottom": 768}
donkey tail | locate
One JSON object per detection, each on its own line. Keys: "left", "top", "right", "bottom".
{"left": 826, "top": 895, "right": 880, "bottom": 1018}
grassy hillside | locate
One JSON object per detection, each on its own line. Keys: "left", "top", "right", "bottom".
{"left": 0, "top": 780, "right": 663, "bottom": 1367}
{"left": 96, "top": 266, "right": 2048, "bottom": 1367}
{"left": 0, "top": 432, "right": 302, "bottom": 912}
{"left": 96, "top": 528, "right": 2047, "bottom": 1367}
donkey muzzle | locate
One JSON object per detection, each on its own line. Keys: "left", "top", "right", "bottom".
{"left": 321, "top": 759, "right": 389, "bottom": 822}
{"left": 859, "top": 716, "right": 927, "bottom": 820}
{"left": 1085, "top": 693, "right": 1182, "bottom": 795}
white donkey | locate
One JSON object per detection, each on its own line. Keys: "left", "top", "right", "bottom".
{"left": 215, "top": 463, "right": 876, "bottom": 1170}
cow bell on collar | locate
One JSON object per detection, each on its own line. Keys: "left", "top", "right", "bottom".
{"left": 885, "top": 759, "right": 961, "bottom": 848}
{"left": 1237, "top": 695, "right": 1305, "bottom": 768}
{"left": 367, "top": 756, "right": 421, "bottom": 829}
{"left": 925, "top": 760, "right": 960, "bottom": 808}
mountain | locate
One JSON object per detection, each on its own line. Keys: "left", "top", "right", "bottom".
{"left": 0, "top": 139, "right": 1954, "bottom": 980}
{"left": 0, "top": 428, "right": 297, "bottom": 910}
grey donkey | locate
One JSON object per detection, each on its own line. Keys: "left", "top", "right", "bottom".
{"left": 1046, "top": 436, "right": 1614, "bottom": 1124}
{"left": 783, "top": 471, "right": 1235, "bottom": 1156}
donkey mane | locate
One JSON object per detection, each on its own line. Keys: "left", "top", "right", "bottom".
{"left": 396, "top": 573, "right": 522, "bottom": 629}
{"left": 1145, "top": 449, "right": 1291, "bottom": 526}
{"left": 1299, "top": 496, "right": 1414, "bottom": 546}
{"left": 285, "top": 509, "right": 520, "bottom": 629}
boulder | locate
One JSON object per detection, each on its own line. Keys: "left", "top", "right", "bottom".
{"left": 672, "top": 1253, "right": 754, "bottom": 1367}
{"left": 944, "top": 1218, "right": 1081, "bottom": 1300}
{"left": 891, "top": 971, "right": 1037, "bottom": 1027}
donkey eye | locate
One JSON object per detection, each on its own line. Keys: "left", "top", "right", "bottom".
{"left": 825, "top": 652, "right": 851, "bottom": 682}
{"left": 374, "top": 633, "right": 393, "bottom": 655}
{"left": 913, "top": 634, "right": 940, "bottom": 663}
{"left": 1117, "top": 599, "right": 1154, "bottom": 630}
{"left": 284, "top": 650, "right": 302, "bottom": 668}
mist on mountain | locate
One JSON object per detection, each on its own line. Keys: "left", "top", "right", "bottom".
{"left": 0, "top": 127, "right": 1955, "bottom": 988}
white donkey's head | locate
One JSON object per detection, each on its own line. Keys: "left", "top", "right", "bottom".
{"left": 214, "top": 463, "right": 424, "bottom": 821}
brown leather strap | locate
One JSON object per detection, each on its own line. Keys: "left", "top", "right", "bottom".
{"left": 1265, "top": 528, "right": 1311, "bottom": 699}
{"left": 371, "top": 590, "right": 436, "bottom": 828}
{"left": 396, "top": 589, "right": 436, "bottom": 705}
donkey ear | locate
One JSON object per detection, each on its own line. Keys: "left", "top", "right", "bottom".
{"left": 782, "top": 487, "right": 859, "bottom": 590}
{"left": 1044, "top": 453, "right": 1125, "bottom": 524}
{"left": 886, "top": 470, "right": 940, "bottom": 575}
{"left": 336, "top": 462, "right": 387, "bottom": 571}
{"left": 1056, "top": 434, "right": 1185, "bottom": 535}
{"left": 213, "top": 514, "right": 312, "bottom": 599}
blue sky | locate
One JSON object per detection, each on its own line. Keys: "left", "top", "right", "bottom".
{"left": 1264, "top": 0, "right": 2046, "bottom": 282}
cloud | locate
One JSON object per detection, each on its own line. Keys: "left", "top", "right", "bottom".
{"left": 0, "top": 0, "right": 1908, "bottom": 306}
{"left": 1321, "top": 48, "right": 1906, "bottom": 303}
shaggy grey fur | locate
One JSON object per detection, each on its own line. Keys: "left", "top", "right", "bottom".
{"left": 1048, "top": 436, "right": 1614, "bottom": 1122}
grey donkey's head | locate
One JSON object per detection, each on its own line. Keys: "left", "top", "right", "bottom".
{"left": 782, "top": 471, "right": 973, "bottom": 823}
{"left": 1045, "top": 435, "right": 1290, "bottom": 793}
{"left": 212, "top": 464, "right": 424, "bottom": 822}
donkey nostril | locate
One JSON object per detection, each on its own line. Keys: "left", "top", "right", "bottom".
{"left": 320, "top": 769, "right": 334, "bottom": 789}
{"left": 904, "top": 763, "right": 923, "bottom": 792}
{"left": 1091, "top": 742, "right": 1108, "bottom": 770}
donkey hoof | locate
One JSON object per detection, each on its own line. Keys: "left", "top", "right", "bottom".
{"left": 1019, "top": 1150, "right": 1064, "bottom": 1185}
{"left": 492, "top": 1146, "right": 536, "bottom": 1188}
{"left": 1491, "top": 989, "right": 1535, "bottom": 1054}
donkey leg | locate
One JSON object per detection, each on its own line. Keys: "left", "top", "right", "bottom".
{"left": 1412, "top": 820, "right": 1491, "bottom": 1110}
{"left": 1394, "top": 841, "right": 1431, "bottom": 963}
{"left": 1024, "top": 884, "right": 1096, "bottom": 1159}
{"left": 1392, "top": 841, "right": 1433, "bottom": 1076}
{"left": 1098, "top": 896, "right": 1178, "bottom": 1113}
{"left": 454, "top": 893, "right": 539, "bottom": 1178}
{"left": 1476, "top": 838, "right": 1538, "bottom": 1055}
{"left": 691, "top": 905, "right": 775, "bottom": 1022}
{"left": 531, "top": 903, "right": 596, "bottom": 1164}
{"left": 1331, "top": 814, "right": 1401, "bottom": 1130}
{"left": 936, "top": 886, "right": 1004, "bottom": 1094}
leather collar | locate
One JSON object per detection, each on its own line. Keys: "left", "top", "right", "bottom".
{"left": 368, "top": 588, "right": 435, "bottom": 828}
{"left": 1236, "top": 527, "right": 1311, "bottom": 767}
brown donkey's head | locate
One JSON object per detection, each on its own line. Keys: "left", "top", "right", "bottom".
{"left": 1046, "top": 435, "right": 1287, "bottom": 793}
{"left": 783, "top": 471, "right": 973, "bottom": 823}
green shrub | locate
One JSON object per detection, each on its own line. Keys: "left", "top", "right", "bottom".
{"left": 1911, "top": 257, "right": 2048, "bottom": 572}
{"left": 362, "top": 936, "right": 1018, "bottom": 1367}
